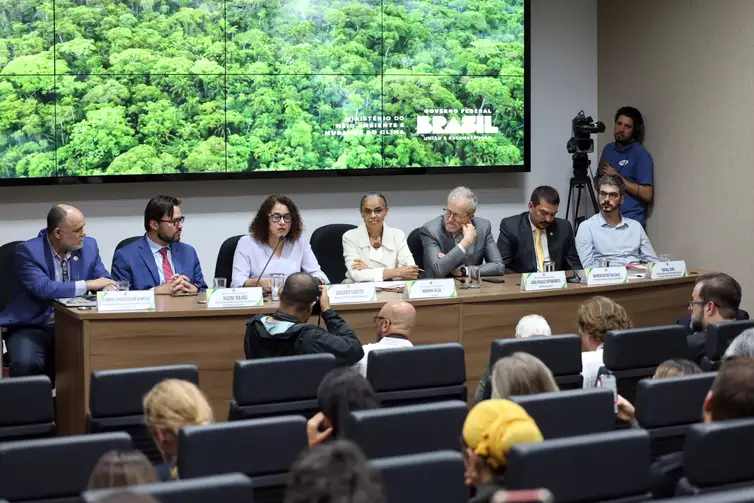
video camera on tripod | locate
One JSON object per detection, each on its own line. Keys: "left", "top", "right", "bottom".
{"left": 565, "top": 111, "right": 606, "bottom": 229}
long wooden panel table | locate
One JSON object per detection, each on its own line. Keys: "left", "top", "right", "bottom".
{"left": 54, "top": 272, "right": 700, "bottom": 435}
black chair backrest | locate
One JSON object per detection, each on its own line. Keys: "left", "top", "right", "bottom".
{"left": 510, "top": 388, "right": 615, "bottom": 439}
{"left": 309, "top": 224, "right": 357, "bottom": 284}
{"left": 344, "top": 400, "right": 467, "bottom": 459}
{"left": 229, "top": 354, "right": 336, "bottom": 421}
{"left": 635, "top": 372, "right": 716, "bottom": 457}
{"left": 83, "top": 473, "right": 255, "bottom": 503}
{"left": 406, "top": 228, "right": 424, "bottom": 271}
{"left": 676, "top": 309, "right": 751, "bottom": 337}
{"left": 705, "top": 320, "right": 754, "bottom": 361}
{"left": 0, "top": 376, "right": 55, "bottom": 442}
{"left": 366, "top": 343, "right": 466, "bottom": 406}
{"left": 655, "top": 486, "right": 754, "bottom": 503}
{"left": 0, "top": 241, "right": 21, "bottom": 312}
{"left": 0, "top": 432, "right": 132, "bottom": 503}
{"left": 372, "top": 451, "right": 467, "bottom": 503}
{"left": 214, "top": 235, "right": 244, "bottom": 285}
{"left": 114, "top": 236, "right": 141, "bottom": 254}
{"left": 506, "top": 429, "right": 652, "bottom": 503}
{"left": 490, "top": 335, "right": 584, "bottom": 389}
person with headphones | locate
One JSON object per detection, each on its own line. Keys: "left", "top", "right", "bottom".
{"left": 598, "top": 106, "right": 654, "bottom": 227}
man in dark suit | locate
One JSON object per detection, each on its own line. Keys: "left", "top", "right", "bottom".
{"left": 0, "top": 204, "right": 116, "bottom": 378}
{"left": 686, "top": 272, "right": 741, "bottom": 363}
{"left": 497, "top": 186, "right": 582, "bottom": 274}
{"left": 112, "top": 195, "right": 207, "bottom": 294}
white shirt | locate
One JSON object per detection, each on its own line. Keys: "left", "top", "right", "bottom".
{"left": 581, "top": 344, "right": 604, "bottom": 388}
{"left": 529, "top": 215, "right": 550, "bottom": 272}
{"left": 146, "top": 235, "right": 176, "bottom": 285}
{"left": 342, "top": 224, "right": 416, "bottom": 283}
{"left": 47, "top": 237, "right": 86, "bottom": 324}
{"left": 354, "top": 336, "right": 414, "bottom": 377}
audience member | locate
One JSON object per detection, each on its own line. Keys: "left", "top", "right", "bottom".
{"left": 687, "top": 272, "right": 742, "bottom": 363}
{"left": 578, "top": 296, "right": 632, "bottom": 388}
{"left": 354, "top": 300, "right": 416, "bottom": 377}
{"left": 94, "top": 493, "right": 161, "bottom": 503}
{"left": 306, "top": 367, "right": 380, "bottom": 447}
{"left": 462, "top": 399, "right": 543, "bottom": 503}
{"left": 724, "top": 328, "right": 754, "bottom": 360}
{"left": 284, "top": 440, "right": 385, "bottom": 503}
{"left": 244, "top": 272, "right": 363, "bottom": 364}
{"left": 143, "top": 379, "right": 214, "bottom": 481}
{"left": 653, "top": 358, "right": 702, "bottom": 378}
{"left": 87, "top": 449, "right": 158, "bottom": 490}
{"left": 491, "top": 352, "right": 559, "bottom": 399}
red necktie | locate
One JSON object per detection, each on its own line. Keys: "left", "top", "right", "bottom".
{"left": 159, "top": 247, "right": 174, "bottom": 282}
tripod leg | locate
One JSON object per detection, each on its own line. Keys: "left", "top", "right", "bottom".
{"left": 575, "top": 186, "right": 583, "bottom": 222}
{"left": 586, "top": 178, "right": 599, "bottom": 214}
{"left": 565, "top": 180, "right": 574, "bottom": 220}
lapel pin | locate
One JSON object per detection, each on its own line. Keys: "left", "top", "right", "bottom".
{"left": 73, "top": 256, "right": 79, "bottom": 261}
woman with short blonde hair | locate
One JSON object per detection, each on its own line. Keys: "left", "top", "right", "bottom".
{"left": 491, "top": 352, "right": 559, "bottom": 399}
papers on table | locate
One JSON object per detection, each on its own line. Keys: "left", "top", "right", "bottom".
{"left": 56, "top": 297, "right": 97, "bottom": 307}
{"left": 373, "top": 281, "right": 407, "bottom": 290}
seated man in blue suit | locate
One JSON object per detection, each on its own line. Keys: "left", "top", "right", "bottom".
{"left": 0, "top": 204, "right": 116, "bottom": 378}
{"left": 112, "top": 195, "right": 207, "bottom": 294}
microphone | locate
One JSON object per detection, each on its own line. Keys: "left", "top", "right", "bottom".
{"left": 254, "top": 236, "right": 285, "bottom": 287}
{"left": 565, "top": 257, "right": 583, "bottom": 284}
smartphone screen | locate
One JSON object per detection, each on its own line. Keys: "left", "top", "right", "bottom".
{"left": 598, "top": 374, "right": 618, "bottom": 412}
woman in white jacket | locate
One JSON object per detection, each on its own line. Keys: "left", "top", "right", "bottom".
{"left": 342, "top": 193, "right": 419, "bottom": 283}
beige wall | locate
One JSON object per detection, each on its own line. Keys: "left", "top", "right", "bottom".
{"left": 598, "top": 0, "right": 754, "bottom": 309}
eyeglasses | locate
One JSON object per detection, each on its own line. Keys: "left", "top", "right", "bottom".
{"left": 160, "top": 217, "right": 185, "bottom": 225}
{"left": 373, "top": 315, "right": 391, "bottom": 326}
{"left": 443, "top": 207, "right": 470, "bottom": 221}
{"left": 361, "top": 207, "right": 386, "bottom": 217}
{"left": 688, "top": 300, "right": 707, "bottom": 309}
{"left": 598, "top": 191, "right": 621, "bottom": 200}
{"left": 269, "top": 213, "right": 293, "bottom": 223}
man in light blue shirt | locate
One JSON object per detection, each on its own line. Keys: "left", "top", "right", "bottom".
{"left": 576, "top": 175, "right": 658, "bottom": 268}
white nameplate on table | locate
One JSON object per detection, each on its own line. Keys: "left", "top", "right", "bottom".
{"left": 96, "top": 291, "right": 155, "bottom": 312}
{"left": 648, "top": 260, "right": 688, "bottom": 280}
{"left": 206, "top": 287, "right": 263, "bottom": 308}
{"left": 520, "top": 271, "right": 567, "bottom": 292}
{"left": 403, "top": 279, "right": 457, "bottom": 300}
{"left": 584, "top": 267, "right": 628, "bottom": 286}
{"left": 327, "top": 283, "right": 377, "bottom": 304}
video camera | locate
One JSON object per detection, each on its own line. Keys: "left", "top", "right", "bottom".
{"left": 566, "top": 110, "right": 605, "bottom": 156}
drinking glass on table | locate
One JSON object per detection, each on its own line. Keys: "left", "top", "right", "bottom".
{"left": 116, "top": 280, "right": 130, "bottom": 291}
{"left": 213, "top": 277, "right": 227, "bottom": 289}
{"left": 271, "top": 273, "right": 285, "bottom": 301}
{"left": 467, "top": 266, "right": 481, "bottom": 289}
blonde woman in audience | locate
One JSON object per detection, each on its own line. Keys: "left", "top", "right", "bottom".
{"left": 462, "top": 399, "right": 543, "bottom": 503}
{"left": 88, "top": 449, "right": 157, "bottom": 489}
{"left": 491, "top": 352, "right": 559, "bottom": 399}
{"left": 578, "top": 296, "right": 632, "bottom": 388}
{"left": 143, "top": 379, "right": 214, "bottom": 481}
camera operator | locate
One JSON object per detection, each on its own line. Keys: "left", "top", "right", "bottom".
{"left": 244, "top": 272, "right": 364, "bottom": 365}
{"left": 598, "top": 106, "right": 654, "bottom": 227}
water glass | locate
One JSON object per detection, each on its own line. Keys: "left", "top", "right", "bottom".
{"left": 213, "top": 277, "right": 227, "bottom": 289}
{"left": 271, "top": 273, "right": 285, "bottom": 301}
{"left": 116, "top": 280, "right": 130, "bottom": 291}
{"left": 543, "top": 260, "right": 555, "bottom": 273}
{"left": 467, "top": 266, "right": 481, "bottom": 289}
{"left": 659, "top": 254, "right": 671, "bottom": 263}
{"left": 596, "top": 258, "right": 609, "bottom": 268}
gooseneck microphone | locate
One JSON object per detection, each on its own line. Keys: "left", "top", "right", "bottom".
{"left": 254, "top": 235, "right": 285, "bottom": 287}
{"left": 565, "top": 257, "right": 583, "bottom": 284}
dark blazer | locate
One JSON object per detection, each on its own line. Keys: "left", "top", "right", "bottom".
{"left": 497, "top": 212, "right": 582, "bottom": 274}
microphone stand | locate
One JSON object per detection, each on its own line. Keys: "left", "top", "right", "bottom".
{"left": 254, "top": 236, "right": 285, "bottom": 289}
{"left": 565, "top": 257, "right": 583, "bottom": 284}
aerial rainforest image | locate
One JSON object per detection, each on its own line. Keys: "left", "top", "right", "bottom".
{"left": 0, "top": 0, "right": 525, "bottom": 179}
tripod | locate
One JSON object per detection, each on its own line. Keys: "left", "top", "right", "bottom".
{"left": 565, "top": 153, "right": 599, "bottom": 231}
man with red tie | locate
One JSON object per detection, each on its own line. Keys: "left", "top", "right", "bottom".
{"left": 112, "top": 195, "right": 207, "bottom": 294}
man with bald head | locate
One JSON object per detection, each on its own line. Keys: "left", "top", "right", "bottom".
{"left": 354, "top": 300, "right": 417, "bottom": 376}
{"left": 0, "top": 204, "right": 115, "bottom": 378}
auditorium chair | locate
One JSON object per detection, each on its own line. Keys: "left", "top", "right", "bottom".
{"left": 228, "top": 354, "right": 335, "bottom": 421}
{"left": 603, "top": 325, "right": 689, "bottom": 405}
{"left": 86, "top": 364, "right": 199, "bottom": 463}
{"left": 309, "top": 224, "right": 357, "bottom": 284}
{"left": 676, "top": 309, "right": 750, "bottom": 336}
{"left": 656, "top": 486, "right": 754, "bottom": 502}
{"left": 0, "top": 431, "right": 132, "bottom": 503}
{"left": 366, "top": 343, "right": 466, "bottom": 407}
{"left": 406, "top": 228, "right": 424, "bottom": 272}
{"left": 83, "top": 473, "right": 254, "bottom": 503}
{"left": 635, "top": 372, "right": 716, "bottom": 457}
{"left": 510, "top": 388, "right": 615, "bottom": 440}
{"left": 214, "top": 235, "right": 244, "bottom": 285}
{"left": 344, "top": 400, "right": 468, "bottom": 459}
{"left": 506, "top": 429, "right": 652, "bottom": 503}
{"left": 372, "top": 451, "right": 468, "bottom": 503}
{"left": 482, "top": 334, "right": 583, "bottom": 400}
{"left": 0, "top": 240, "right": 22, "bottom": 372}
{"left": 0, "top": 376, "right": 55, "bottom": 442}
{"left": 677, "top": 418, "right": 754, "bottom": 496}
{"left": 178, "top": 416, "right": 307, "bottom": 503}
{"left": 701, "top": 320, "right": 754, "bottom": 370}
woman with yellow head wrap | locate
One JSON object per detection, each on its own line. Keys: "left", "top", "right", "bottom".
{"left": 462, "top": 399, "right": 543, "bottom": 502}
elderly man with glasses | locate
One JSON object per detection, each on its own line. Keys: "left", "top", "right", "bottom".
{"left": 419, "top": 186, "right": 504, "bottom": 279}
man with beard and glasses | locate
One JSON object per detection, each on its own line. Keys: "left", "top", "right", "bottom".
{"left": 686, "top": 273, "right": 742, "bottom": 363}
{"left": 353, "top": 300, "right": 416, "bottom": 377}
{"left": 575, "top": 175, "right": 658, "bottom": 268}
{"left": 598, "top": 106, "right": 654, "bottom": 227}
{"left": 112, "top": 195, "right": 207, "bottom": 294}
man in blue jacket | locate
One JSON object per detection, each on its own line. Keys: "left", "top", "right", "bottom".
{"left": 0, "top": 204, "right": 116, "bottom": 378}
{"left": 112, "top": 195, "right": 207, "bottom": 294}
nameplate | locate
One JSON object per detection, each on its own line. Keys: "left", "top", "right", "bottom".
{"left": 403, "top": 279, "right": 457, "bottom": 300}
{"left": 648, "top": 260, "right": 688, "bottom": 280}
{"left": 520, "top": 271, "right": 567, "bottom": 292}
{"left": 327, "top": 283, "right": 377, "bottom": 304}
{"left": 584, "top": 267, "right": 628, "bottom": 286}
{"left": 206, "top": 287, "right": 263, "bottom": 308}
{"left": 96, "top": 291, "right": 155, "bottom": 312}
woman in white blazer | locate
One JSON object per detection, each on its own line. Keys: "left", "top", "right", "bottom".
{"left": 342, "top": 193, "right": 419, "bottom": 283}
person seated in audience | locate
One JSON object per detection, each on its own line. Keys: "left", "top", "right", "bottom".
{"left": 343, "top": 192, "right": 419, "bottom": 283}
{"left": 284, "top": 439, "right": 385, "bottom": 503}
{"left": 306, "top": 367, "right": 380, "bottom": 447}
{"left": 462, "top": 399, "right": 543, "bottom": 502}
{"left": 143, "top": 378, "right": 214, "bottom": 481}
{"left": 244, "top": 273, "right": 363, "bottom": 364}
{"left": 724, "top": 328, "right": 754, "bottom": 359}
{"left": 653, "top": 358, "right": 702, "bottom": 378}
{"left": 687, "top": 272, "right": 742, "bottom": 363}
{"left": 231, "top": 195, "right": 328, "bottom": 291}
{"left": 95, "top": 493, "right": 160, "bottom": 503}
{"left": 578, "top": 296, "right": 632, "bottom": 388}
{"left": 354, "top": 300, "right": 416, "bottom": 377}
{"left": 87, "top": 449, "right": 157, "bottom": 489}
{"left": 473, "top": 314, "right": 552, "bottom": 403}
{"left": 112, "top": 195, "right": 207, "bottom": 294}
{"left": 420, "top": 186, "right": 505, "bottom": 279}
{"left": 575, "top": 175, "right": 659, "bottom": 268}
{"left": 491, "top": 352, "right": 559, "bottom": 399}
{"left": 0, "top": 204, "right": 116, "bottom": 379}
{"left": 497, "top": 186, "right": 582, "bottom": 273}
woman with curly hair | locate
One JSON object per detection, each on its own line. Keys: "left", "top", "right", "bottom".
{"left": 578, "top": 296, "right": 632, "bottom": 388}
